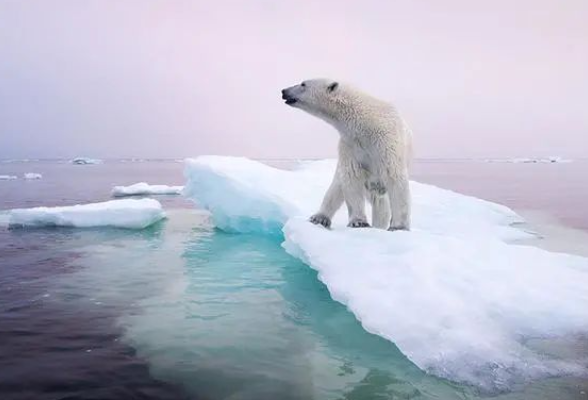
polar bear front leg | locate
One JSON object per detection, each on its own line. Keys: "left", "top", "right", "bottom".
{"left": 309, "top": 177, "right": 344, "bottom": 229}
{"left": 344, "top": 183, "right": 369, "bottom": 228}
{"left": 387, "top": 176, "right": 411, "bottom": 231}
{"left": 339, "top": 169, "right": 369, "bottom": 228}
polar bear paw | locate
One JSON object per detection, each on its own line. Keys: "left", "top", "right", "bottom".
{"left": 388, "top": 225, "right": 409, "bottom": 232}
{"left": 348, "top": 218, "right": 370, "bottom": 228}
{"left": 309, "top": 213, "right": 332, "bottom": 229}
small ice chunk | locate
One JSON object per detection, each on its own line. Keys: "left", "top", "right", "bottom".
{"left": 542, "top": 156, "right": 572, "bottom": 163}
{"left": 0, "top": 175, "right": 17, "bottom": 180}
{"left": 112, "top": 182, "right": 183, "bottom": 197}
{"left": 9, "top": 199, "right": 165, "bottom": 229}
{"left": 24, "top": 172, "right": 42, "bottom": 180}
{"left": 71, "top": 157, "right": 103, "bottom": 165}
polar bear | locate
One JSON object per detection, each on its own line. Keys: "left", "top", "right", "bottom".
{"left": 281, "top": 79, "right": 412, "bottom": 230}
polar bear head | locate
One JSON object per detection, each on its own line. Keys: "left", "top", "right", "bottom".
{"left": 281, "top": 79, "right": 343, "bottom": 122}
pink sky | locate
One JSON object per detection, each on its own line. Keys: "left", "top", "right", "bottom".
{"left": 0, "top": 0, "right": 586, "bottom": 159}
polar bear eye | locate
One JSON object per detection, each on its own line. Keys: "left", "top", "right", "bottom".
{"left": 301, "top": 82, "right": 306, "bottom": 87}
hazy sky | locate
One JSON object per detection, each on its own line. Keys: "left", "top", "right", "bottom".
{"left": 0, "top": 1, "right": 586, "bottom": 159}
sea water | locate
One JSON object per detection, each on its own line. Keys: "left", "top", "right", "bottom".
{"left": 1, "top": 159, "right": 587, "bottom": 399}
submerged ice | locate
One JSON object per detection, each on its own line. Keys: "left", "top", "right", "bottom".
{"left": 9, "top": 199, "right": 165, "bottom": 229}
{"left": 184, "top": 156, "right": 588, "bottom": 390}
{"left": 112, "top": 182, "right": 183, "bottom": 197}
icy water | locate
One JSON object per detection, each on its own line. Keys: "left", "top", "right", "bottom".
{"left": 1, "top": 159, "right": 587, "bottom": 400}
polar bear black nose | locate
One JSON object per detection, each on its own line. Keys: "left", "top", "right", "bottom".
{"left": 281, "top": 87, "right": 298, "bottom": 105}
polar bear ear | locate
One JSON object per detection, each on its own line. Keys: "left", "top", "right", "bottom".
{"left": 327, "top": 82, "right": 339, "bottom": 93}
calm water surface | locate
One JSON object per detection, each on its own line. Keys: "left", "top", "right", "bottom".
{"left": 1, "top": 160, "right": 587, "bottom": 400}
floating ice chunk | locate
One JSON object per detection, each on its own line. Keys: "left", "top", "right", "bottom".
{"left": 184, "top": 156, "right": 529, "bottom": 240}
{"left": 112, "top": 182, "right": 183, "bottom": 197}
{"left": 9, "top": 199, "right": 165, "bottom": 229}
{"left": 71, "top": 157, "right": 103, "bottom": 165}
{"left": 24, "top": 172, "right": 42, "bottom": 180}
{"left": 0, "top": 175, "right": 17, "bottom": 180}
{"left": 283, "top": 218, "right": 588, "bottom": 390}
{"left": 542, "top": 156, "right": 572, "bottom": 163}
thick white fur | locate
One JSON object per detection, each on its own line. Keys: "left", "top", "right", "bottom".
{"left": 282, "top": 78, "right": 412, "bottom": 230}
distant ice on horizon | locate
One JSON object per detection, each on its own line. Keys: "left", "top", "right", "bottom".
{"left": 484, "top": 156, "right": 572, "bottom": 164}
{"left": 71, "top": 157, "right": 103, "bottom": 165}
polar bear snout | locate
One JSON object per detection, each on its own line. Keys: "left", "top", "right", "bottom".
{"left": 281, "top": 87, "right": 299, "bottom": 105}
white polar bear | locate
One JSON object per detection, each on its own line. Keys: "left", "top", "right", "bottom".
{"left": 282, "top": 78, "right": 412, "bottom": 230}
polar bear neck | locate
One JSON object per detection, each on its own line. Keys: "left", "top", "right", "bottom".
{"left": 327, "top": 91, "right": 399, "bottom": 143}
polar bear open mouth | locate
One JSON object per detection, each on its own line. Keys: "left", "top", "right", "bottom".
{"left": 281, "top": 91, "right": 298, "bottom": 105}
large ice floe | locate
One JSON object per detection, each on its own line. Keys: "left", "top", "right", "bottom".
{"left": 8, "top": 199, "right": 165, "bottom": 229}
{"left": 184, "top": 156, "right": 588, "bottom": 391}
{"left": 112, "top": 182, "right": 183, "bottom": 197}
{"left": 0, "top": 174, "right": 18, "bottom": 180}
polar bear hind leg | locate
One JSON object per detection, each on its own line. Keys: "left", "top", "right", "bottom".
{"left": 369, "top": 191, "right": 390, "bottom": 229}
{"left": 387, "top": 176, "right": 411, "bottom": 231}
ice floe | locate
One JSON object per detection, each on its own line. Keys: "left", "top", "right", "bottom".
{"left": 8, "top": 199, "right": 165, "bottom": 229}
{"left": 0, "top": 175, "right": 18, "bottom": 180}
{"left": 71, "top": 157, "right": 103, "bottom": 165}
{"left": 184, "top": 156, "right": 588, "bottom": 390}
{"left": 112, "top": 182, "right": 183, "bottom": 197}
{"left": 484, "top": 156, "right": 572, "bottom": 164}
{"left": 24, "top": 172, "right": 42, "bottom": 180}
